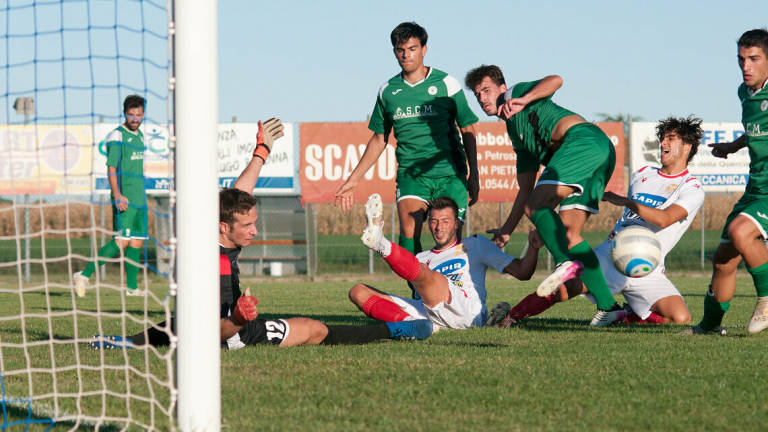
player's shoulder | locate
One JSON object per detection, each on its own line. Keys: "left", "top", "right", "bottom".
{"left": 376, "top": 73, "right": 402, "bottom": 99}
{"left": 437, "top": 71, "right": 464, "bottom": 97}
{"left": 106, "top": 127, "right": 123, "bottom": 142}
{"left": 682, "top": 171, "right": 703, "bottom": 190}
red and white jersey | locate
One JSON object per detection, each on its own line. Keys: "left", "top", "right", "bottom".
{"left": 612, "top": 166, "right": 705, "bottom": 262}
{"left": 416, "top": 235, "right": 515, "bottom": 308}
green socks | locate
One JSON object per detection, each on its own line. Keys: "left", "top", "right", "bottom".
{"left": 569, "top": 240, "right": 615, "bottom": 310}
{"left": 398, "top": 235, "right": 422, "bottom": 255}
{"left": 699, "top": 286, "right": 730, "bottom": 331}
{"left": 746, "top": 261, "right": 768, "bottom": 297}
{"left": 530, "top": 208, "right": 571, "bottom": 264}
{"left": 125, "top": 246, "right": 141, "bottom": 290}
{"left": 81, "top": 240, "right": 121, "bottom": 277}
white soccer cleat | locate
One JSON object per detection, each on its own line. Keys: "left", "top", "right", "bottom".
{"left": 536, "top": 260, "right": 583, "bottom": 297}
{"left": 747, "top": 296, "right": 768, "bottom": 335}
{"left": 72, "top": 271, "right": 88, "bottom": 298}
{"left": 361, "top": 193, "right": 389, "bottom": 255}
{"left": 677, "top": 324, "right": 727, "bottom": 336}
{"left": 589, "top": 306, "right": 628, "bottom": 327}
{"left": 126, "top": 288, "right": 147, "bottom": 297}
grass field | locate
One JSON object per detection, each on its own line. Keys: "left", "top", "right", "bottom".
{"left": 1, "top": 270, "right": 766, "bottom": 431}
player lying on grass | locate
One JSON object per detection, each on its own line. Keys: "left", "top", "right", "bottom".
{"left": 465, "top": 65, "right": 624, "bottom": 326}
{"left": 348, "top": 194, "right": 541, "bottom": 331}
{"left": 487, "top": 116, "right": 704, "bottom": 327}
{"left": 684, "top": 28, "right": 768, "bottom": 336}
{"left": 92, "top": 119, "right": 432, "bottom": 350}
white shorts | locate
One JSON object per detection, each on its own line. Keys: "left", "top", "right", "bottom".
{"left": 583, "top": 240, "right": 682, "bottom": 319}
{"left": 388, "top": 281, "right": 487, "bottom": 330}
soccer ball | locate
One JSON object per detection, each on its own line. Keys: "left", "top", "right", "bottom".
{"left": 610, "top": 226, "right": 662, "bottom": 278}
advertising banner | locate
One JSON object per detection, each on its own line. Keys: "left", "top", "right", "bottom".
{"left": 630, "top": 122, "right": 746, "bottom": 192}
{"left": 299, "top": 121, "right": 625, "bottom": 203}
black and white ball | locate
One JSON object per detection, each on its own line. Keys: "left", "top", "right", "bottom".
{"left": 610, "top": 226, "right": 662, "bottom": 278}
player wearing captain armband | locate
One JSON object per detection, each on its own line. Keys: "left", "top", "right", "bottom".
{"left": 334, "top": 22, "right": 479, "bottom": 300}
{"left": 487, "top": 116, "right": 704, "bottom": 327}
{"left": 73, "top": 95, "right": 149, "bottom": 297}
{"left": 685, "top": 28, "right": 768, "bottom": 336}
{"left": 465, "top": 65, "right": 622, "bottom": 327}
{"left": 91, "top": 119, "right": 433, "bottom": 350}
{"left": 348, "top": 194, "right": 541, "bottom": 332}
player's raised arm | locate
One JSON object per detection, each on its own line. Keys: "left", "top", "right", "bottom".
{"left": 233, "top": 118, "right": 284, "bottom": 193}
{"left": 499, "top": 75, "right": 563, "bottom": 119}
{"left": 709, "top": 133, "right": 747, "bottom": 159}
{"left": 333, "top": 132, "right": 387, "bottom": 212}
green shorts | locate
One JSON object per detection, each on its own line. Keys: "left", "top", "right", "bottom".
{"left": 396, "top": 173, "right": 469, "bottom": 220}
{"left": 112, "top": 202, "right": 148, "bottom": 240}
{"left": 538, "top": 123, "right": 615, "bottom": 214}
{"left": 720, "top": 193, "right": 768, "bottom": 241}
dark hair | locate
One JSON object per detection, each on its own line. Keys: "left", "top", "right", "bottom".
{"left": 738, "top": 28, "right": 768, "bottom": 58}
{"left": 656, "top": 115, "right": 703, "bottom": 163}
{"left": 123, "top": 95, "right": 146, "bottom": 113}
{"left": 391, "top": 22, "right": 427, "bottom": 48}
{"left": 427, "top": 196, "right": 459, "bottom": 219}
{"left": 465, "top": 65, "right": 506, "bottom": 90}
{"left": 219, "top": 188, "right": 257, "bottom": 225}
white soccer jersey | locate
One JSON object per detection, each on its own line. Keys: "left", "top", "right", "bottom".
{"left": 611, "top": 166, "right": 705, "bottom": 264}
{"left": 416, "top": 235, "right": 515, "bottom": 309}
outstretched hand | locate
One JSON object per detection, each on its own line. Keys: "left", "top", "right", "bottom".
{"left": 602, "top": 191, "right": 629, "bottom": 207}
{"left": 253, "top": 118, "right": 285, "bottom": 162}
{"left": 497, "top": 97, "right": 526, "bottom": 119}
{"left": 709, "top": 142, "right": 732, "bottom": 159}
{"left": 233, "top": 288, "right": 259, "bottom": 325}
{"left": 486, "top": 228, "right": 510, "bottom": 249}
{"left": 333, "top": 180, "right": 357, "bottom": 212}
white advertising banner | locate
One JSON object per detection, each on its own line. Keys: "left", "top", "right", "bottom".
{"left": 629, "top": 122, "right": 747, "bottom": 192}
{"left": 92, "top": 122, "right": 298, "bottom": 196}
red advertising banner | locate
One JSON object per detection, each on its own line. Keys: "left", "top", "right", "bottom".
{"left": 299, "top": 121, "right": 625, "bottom": 204}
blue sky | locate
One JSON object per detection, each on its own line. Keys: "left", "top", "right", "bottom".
{"left": 219, "top": 0, "right": 768, "bottom": 124}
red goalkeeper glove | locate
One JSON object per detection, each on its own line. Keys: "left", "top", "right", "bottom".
{"left": 253, "top": 117, "right": 284, "bottom": 162}
{"left": 233, "top": 288, "right": 259, "bottom": 325}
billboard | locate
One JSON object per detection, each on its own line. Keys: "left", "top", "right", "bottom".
{"left": 629, "top": 122, "right": 746, "bottom": 192}
{"left": 299, "top": 121, "right": 625, "bottom": 203}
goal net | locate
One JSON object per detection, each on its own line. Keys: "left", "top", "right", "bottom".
{"left": 0, "top": 1, "right": 187, "bottom": 429}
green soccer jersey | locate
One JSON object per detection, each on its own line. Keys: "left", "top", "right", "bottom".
{"left": 106, "top": 125, "right": 146, "bottom": 205}
{"left": 503, "top": 80, "right": 578, "bottom": 174}
{"left": 739, "top": 81, "right": 768, "bottom": 196}
{"left": 368, "top": 67, "right": 479, "bottom": 178}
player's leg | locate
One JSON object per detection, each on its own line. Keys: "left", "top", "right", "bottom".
{"left": 73, "top": 204, "right": 130, "bottom": 297}
{"left": 650, "top": 296, "right": 690, "bottom": 324}
{"left": 727, "top": 211, "right": 768, "bottom": 334}
{"left": 125, "top": 206, "right": 149, "bottom": 294}
{"left": 349, "top": 283, "right": 415, "bottom": 322}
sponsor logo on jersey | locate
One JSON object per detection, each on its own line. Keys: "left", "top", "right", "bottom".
{"left": 746, "top": 122, "right": 768, "bottom": 137}
{"left": 130, "top": 151, "right": 144, "bottom": 161}
{"left": 762, "top": 100, "right": 768, "bottom": 112}
{"left": 427, "top": 85, "right": 438, "bottom": 95}
{"left": 393, "top": 104, "right": 436, "bottom": 120}
{"left": 632, "top": 192, "right": 665, "bottom": 208}
{"left": 433, "top": 258, "right": 466, "bottom": 275}
{"left": 392, "top": 89, "right": 403, "bottom": 95}
{"left": 758, "top": 211, "right": 768, "bottom": 221}
{"left": 665, "top": 183, "right": 678, "bottom": 194}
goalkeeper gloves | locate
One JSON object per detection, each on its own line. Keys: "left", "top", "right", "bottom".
{"left": 233, "top": 288, "right": 259, "bottom": 325}
{"left": 253, "top": 117, "right": 285, "bottom": 162}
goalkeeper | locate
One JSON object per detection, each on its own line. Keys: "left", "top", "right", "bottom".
{"left": 92, "top": 119, "right": 432, "bottom": 349}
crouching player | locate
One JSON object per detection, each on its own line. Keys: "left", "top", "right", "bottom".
{"left": 488, "top": 116, "right": 704, "bottom": 327}
{"left": 92, "top": 119, "right": 432, "bottom": 350}
{"left": 349, "top": 194, "right": 541, "bottom": 331}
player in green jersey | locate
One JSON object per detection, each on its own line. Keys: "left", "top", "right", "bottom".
{"left": 465, "top": 65, "right": 624, "bottom": 327}
{"left": 73, "top": 95, "right": 148, "bottom": 297}
{"left": 684, "top": 28, "right": 768, "bottom": 335}
{"left": 334, "top": 22, "right": 479, "bottom": 299}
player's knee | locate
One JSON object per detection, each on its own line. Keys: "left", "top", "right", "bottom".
{"left": 670, "top": 309, "right": 691, "bottom": 324}
{"left": 307, "top": 319, "right": 329, "bottom": 345}
{"left": 348, "top": 283, "right": 371, "bottom": 307}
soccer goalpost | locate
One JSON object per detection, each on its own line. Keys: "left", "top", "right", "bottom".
{"left": 0, "top": 0, "right": 219, "bottom": 430}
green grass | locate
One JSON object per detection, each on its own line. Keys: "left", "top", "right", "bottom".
{"left": 1, "top": 271, "right": 766, "bottom": 430}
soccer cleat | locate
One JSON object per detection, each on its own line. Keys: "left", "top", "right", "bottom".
{"left": 536, "top": 260, "right": 584, "bottom": 297}
{"left": 485, "top": 302, "right": 513, "bottom": 327}
{"left": 677, "top": 324, "right": 727, "bottom": 336}
{"left": 747, "top": 296, "right": 768, "bottom": 335}
{"left": 589, "top": 304, "right": 628, "bottom": 327}
{"left": 126, "top": 288, "right": 147, "bottom": 297}
{"left": 386, "top": 319, "right": 433, "bottom": 340}
{"left": 90, "top": 335, "right": 134, "bottom": 350}
{"left": 72, "top": 271, "right": 88, "bottom": 298}
{"left": 361, "top": 193, "right": 388, "bottom": 255}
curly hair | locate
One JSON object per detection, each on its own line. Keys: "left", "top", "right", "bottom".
{"left": 219, "top": 188, "right": 257, "bottom": 225}
{"left": 390, "top": 22, "right": 427, "bottom": 48}
{"left": 656, "top": 115, "right": 703, "bottom": 163}
{"left": 738, "top": 28, "right": 768, "bottom": 57}
{"left": 123, "top": 94, "right": 145, "bottom": 113}
{"left": 427, "top": 196, "right": 459, "bottom": 219}
{"left": 464, "top": 65, "right": 506, "bottom": 90}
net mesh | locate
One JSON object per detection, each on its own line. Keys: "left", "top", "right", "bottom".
{"left": 0, "top": 0, "right": 176, "bottom": 429}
